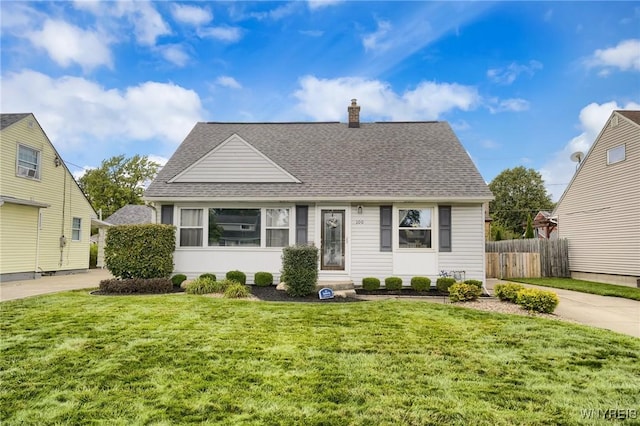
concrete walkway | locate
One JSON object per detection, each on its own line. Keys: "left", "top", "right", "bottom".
{"left": 487, "top": 279, "right": 640, "bottom": 338}
{"left": 0, "top": 269, "right": 112, "bottom": 302}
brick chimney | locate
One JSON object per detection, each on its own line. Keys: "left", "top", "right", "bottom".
{"left": 348, "top": 99, "right": 360, "bottom": 128}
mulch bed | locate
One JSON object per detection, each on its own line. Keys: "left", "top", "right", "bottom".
{"left": 356, "top": 288, "right": 449, "bottom": 297}
{"left": 250, "top": 286, "right": 363, "bottom": 303}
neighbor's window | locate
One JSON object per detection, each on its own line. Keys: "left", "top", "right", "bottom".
{"left": 72, "top": 217, "right": 82, "bottom": 241}
{"left": 266, "top": 208, "right": 290, "bottom": 247}
{"left": 209, "top": 208, "right": 261, "bottom": 246}
{"left": 17, "top": 144, "right": 41, "bottom": 179}
{"left": 398, "top": 208, "right": 432, "bottom": 248}
{"left": 607, "top": 144, "right": 625, "bottom": 165}
{"left": 180, "top": 209, "right": 203, "bottom": 247}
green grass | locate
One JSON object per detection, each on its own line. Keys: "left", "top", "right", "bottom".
{"left": 2, "top": 292, "right": 639, "bottom": 425}
{"left": 509, "top": 277, "right": 640, "bottom": 301}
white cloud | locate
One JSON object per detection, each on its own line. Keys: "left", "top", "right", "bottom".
{"left": 159, "top": 44, "right": 190, "bottom": 67}
{"left": 27, "top": 19, "right": 112, "bottom": 71}
{"left": 250, "top": 2, "right": 300, "bottom": 20}
{"left": 585, "top": 39, "right": 640, "bottom": 74}
{"left": 197, "top": 26, "right": 243, "bottom": 42}
{"left": 308, "top": 0, "right": 343, "bottom": 10}
{"left": 216, "top": 76, "right": 242, "bottom": 89}
{"left": 487, "top": 98, "right": 530, "bottom": 114}
{"left": 487, "top": 60, "right": 543, "bottom": 85}
{"left": 171, "top": 4, "right": 213, "bottom": 26}
{"left": 539, "top": 100, "right": 640, "bottom": 201}
{"left": 362, "top": 20, "right": 393, "bottom": 53}
{"left": 293, "top": 76, "right": 479, "bottom": 121}
{"left": 1, "top": 69, "right": 204, "bottom": 150}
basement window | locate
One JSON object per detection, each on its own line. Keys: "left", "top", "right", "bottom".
{"left": 607, "top": 144, "right": 625, "bottom": 165}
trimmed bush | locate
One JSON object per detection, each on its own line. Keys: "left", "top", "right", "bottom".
{"left": 385, "top": 277, "right": 403, "bottom": 291}
{"left": 185, "top": 277, "right": 217, "bottom": 295}
{"left": 199, "top": 273, "right": 217, "bottom": 281}
{"left": 89, "top": 244, "right": 98, "bottom": 269}
{"left": 449, "top": 283, "right": 482, "bottom": 302}
{"left": 171, "top": 274, "right": 187, "bottom": 287}
{"left": 99, "top": 278, "right": 172, "bottom": 294}
{"left": 105, "top": 224, "right": 175, "bottom": 279}
{"left": 516, "top": 288, "right": 560, "bottom": 313}
{"left": 254, "top": 272, "right": 274, "bottom": 287}
{"left": 226, "top": 270, "right": 247, "bottom": 285}
{"left": 495, "top": 283, "right": 526, "bottom": 302}
{"left": 464, "top": 279, "right": 483, "bottom": 289}
{"left": 224, "top": 283, "right": 251, "bottom": 299}
{"left": 436, "top": 277, "right": 457, "bottom": 293}
{"left": 281, "top": 245, "right": 318, "bottom": 297}
{"left": 362, "top": 277, "right": 381, "bottom": 291}
{"left": 411, "top": 276, "right": 431, "bottom": 292}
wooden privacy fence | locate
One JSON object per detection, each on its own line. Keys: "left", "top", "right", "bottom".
{"left": 486, "top": 239, "right": 570, "bottom": 279}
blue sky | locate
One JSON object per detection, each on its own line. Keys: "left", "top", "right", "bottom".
{"left": 1, "top": 1, "right": 639, "bottom": 200}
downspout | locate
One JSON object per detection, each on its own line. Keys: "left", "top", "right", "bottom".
{"left": 35, "top": 208, "right": 43, "bottom": 278}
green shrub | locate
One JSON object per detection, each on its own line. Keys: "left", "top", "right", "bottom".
{"left": 516, "top": 288, "right": 560, "bottom": 313}
{"left": 253, "top": 272, "right": 273, "bottom": 287}
{"left": 436, "top": 277, "right": 457, "bottom": 293}
{"left": 99, "top": 278, "right": 172, "bottom": 294}
{"left": 224, "top": 283, "right": 251, "bottom": 299}
{"left": 495, "top": 283, "right": 525, "bottom": 302}
{"left": 411, "top": 276, "right": 431, "bottom": 292}
{"left": 385, "top": 277, "right": 403, "bottom": 291}
{"left": 211, "top": 279, "right": 237, "bottom": 293}
{"left": 449, "top": 283, "right": 482, "bottom": 302}
{"left": 105, "top": 224, "right": 175, "bottom": 279}
{"left": 281, "top": 245, "right": 318, "bottom": 297}
{"left": 362, "top": 277, "right": 381, "bottom": 291}
{"left": 226, "top": 270, "right": 247, "bottom": 285}
{"left": 185, "top": 277, "right": 217, "bottom": 295}
{"left": 89, "top": 244, "right": 98, "bottom": 269}
{"left": 464, "top": 279, "right": 483, "bottom": 289}
{"left": 171, "top": 274, "right": 187, "bottom": 287}
{"left": 199, "top": 273, "right": 217, "bottom": 281}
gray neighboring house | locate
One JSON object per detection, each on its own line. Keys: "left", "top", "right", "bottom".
{"left": 555, "top": 110, "right": 640, "bottom": 287}
{"left": 95, "top": 205, "right": 153, "bottom": 267}
{"left": 144, "top": 100, "right": 494, "bottom": 285}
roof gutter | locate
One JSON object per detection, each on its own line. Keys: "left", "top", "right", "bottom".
{"left": 144, "top": 195, "right": 494, "bottom": 203}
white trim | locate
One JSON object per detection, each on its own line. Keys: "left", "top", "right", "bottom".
{"left": 168, "top": 133, "right": 301, "bottom": 183}
{"left": 16, "top": 143, "right": 41, "bottom": 181}
{"left": 393, "top": 204, "right": 438, "bottom": 252}
{"left": 315, "top": 205, "right": 351, "bottom": 275}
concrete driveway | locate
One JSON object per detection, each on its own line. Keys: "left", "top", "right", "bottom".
{"left": 487, "top": 279, "right": 640, "bottom": 338}
{"left": 0, "top": 269, "right": 112, "bottom": 302}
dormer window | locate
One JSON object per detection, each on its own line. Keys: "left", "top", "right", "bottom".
{"left": 17, "top": 144, "right": 41, "bottom": 180}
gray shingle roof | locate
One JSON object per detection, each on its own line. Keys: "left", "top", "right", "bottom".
{"left": 1, "top": 113, "right": 31, "bottom": 130}
{"left": 104, "top": 205, "right": 153, "bottom": 225}
{"left": 145, "top": 121, "right": 493, "bottom": 201}
{"left": 617, "top": 110, "right": 640, "bottom": 126}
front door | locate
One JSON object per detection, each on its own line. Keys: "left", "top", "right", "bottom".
{"left": 321, "top": 209, "right": 345, "bottom": 271}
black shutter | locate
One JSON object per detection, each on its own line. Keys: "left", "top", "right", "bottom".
{"left": 161, "top": 205, "right": 174, "bottom": 225}
{"left": 380, "top": 205, "right": 392, "bottom": 252}
{"left": 296, "top": 205, "right": 308, "bottom": 245}
{"left": 439, "top": 206, "right": 452, "bottom": 252}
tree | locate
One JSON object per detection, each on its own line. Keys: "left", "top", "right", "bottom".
{"left": 525, "top": 215, "right": 534, "bottom": 239}
{"left": 78, "top": 155, "right": 160, "bottom": 218}
{"left": 489, "top": 166, "right": 554, "bottom": 236}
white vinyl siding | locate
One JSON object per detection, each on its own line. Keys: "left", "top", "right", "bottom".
{"left": 172, "top": 134, "right": 299, "bottom": 183}
{"left": 438, "top": 205, "right": 486, "bottom": 282}
{"left": 556, "top": 113, "right": 640, "bottom": 276}
{"left": 350, "top": 204, "right": 393, "bottom": 284}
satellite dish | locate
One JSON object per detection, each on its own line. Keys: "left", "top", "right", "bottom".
{"left": 570, "top": 151, "right": 584, "bottom": 164}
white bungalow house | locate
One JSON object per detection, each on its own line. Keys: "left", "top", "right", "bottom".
{"left": 144, "top": 100, "right": 494, "bottom": 285}
{"left": 555, "top": 110, "right": 640, "bottom": 287}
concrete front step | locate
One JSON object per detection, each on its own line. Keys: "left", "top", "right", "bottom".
{"left": 316, "top": 280, "right": 355, "bottom": 291}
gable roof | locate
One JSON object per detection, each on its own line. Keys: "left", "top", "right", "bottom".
{"left": 617, "top": 110, "right": 640, "bottom": 126}
{"left": 104, "top": 204, "right": 153, "bottom": 225}
{"left": 1, "top": 113, "right": 31, "bottom": 130}
{"left": 146, "top": 121, "right": 493, "bottom": 201}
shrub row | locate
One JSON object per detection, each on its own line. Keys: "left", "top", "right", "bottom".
{"left": 495, "top": 283, "right": 559, "bottom": 313}
{"left": 184, "top": 277, "right": 251, "bottom": 299}
{"left": 99, "top": 278, "right": 172, "bottom": 294}
{"left": 172, "top": 271, "right": 274, "bottom": 287}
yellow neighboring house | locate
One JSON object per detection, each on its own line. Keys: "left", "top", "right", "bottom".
{"left": 1, "top": 113, "right": 99, "bottom": 281}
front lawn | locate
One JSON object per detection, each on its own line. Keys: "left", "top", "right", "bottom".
{"left": 1, "top": 292, "right": 639, "bottom": 425}
{"left": 509, "top": 277, "right": 640, "bottom": 301}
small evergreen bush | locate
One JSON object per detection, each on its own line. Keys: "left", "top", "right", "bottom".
{"left": 464, "top": 279, "right": 483, "bottom": 289}
{"left": 199, "top": 273, "right": 217, "bottom": 281}
{"left": 449, "top": 283, "right": 482, "bottom": 302}
{"left": 495, "top": 283, "right": 525, "bottom": 302}
{"left": 385, "top": 277, "right": 402, "bottom": 291}
{"left": 254, "top": 272, "right": 273, "bottom": 287}
{"left": 89, "top": 244, "right": 98, "bottom": 269}
{"left": 171, "top": 274, "right": 187, "bottom": 287}
{"left": 226, "top": 270, "right": 247, "bottom": 285}
{"left": 224, "top": 283, "right": 251, "bottom": 298}
{"left": 99, "top": 278, "right": 172, "bottom": 294}
{"left": 362, "top": 277, "right": 381, "bottom": 291}
{"left": 185, "top": 277, "right": 217, "bottom": 295}
{"left": 281, "top": 245, "right": 318, "bottom": 297}
{"left": 436, "top": 277, "right": 457, "bottom": 293}
{"left": 516, "top": 288, "right": 559, "bottom": 313}
{"left": 411, "top": 276, "right": 431, "bottom": 292}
